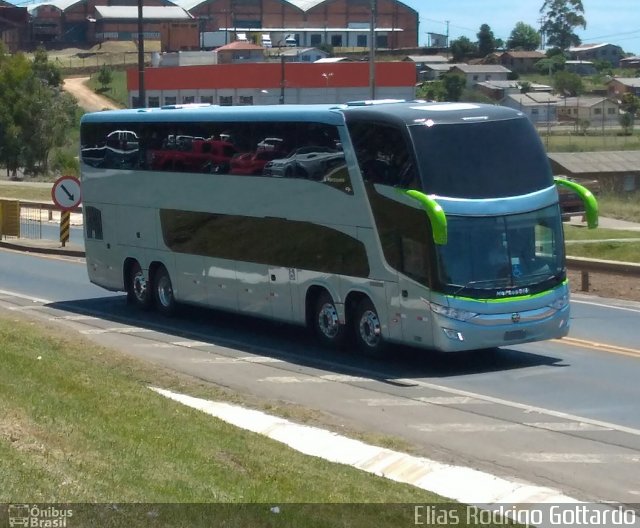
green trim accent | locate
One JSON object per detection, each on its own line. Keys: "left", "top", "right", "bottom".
{"left": 401, "top": 189, "right": 448, "bottom": 245}
{"left": 449, "top": 280, "right": 568, "bottom": 303}
{"left": 554, "top": 177, "right": 599, "bottom": 229}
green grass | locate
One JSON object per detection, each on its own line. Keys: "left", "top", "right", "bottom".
{"left": 0, "top": 184, "right": 53, "bottom": 201}
{"left": 1, "top": 315, "right": 490, "bottom": 526}
{"left": 86, "top": 70, "right": 129, "bottom": 108}
{"left": 563, "top": 225, "right": 640, "bottom": 241}
{"left": 564, "top": 241, "right": 640, "bottom": 262}
{"left": 598, "top": 192, "right": 640, "bottom": 223}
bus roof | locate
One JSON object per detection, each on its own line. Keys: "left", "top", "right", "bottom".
{"left": 81, "top": 101, "right": 525, "bottom": 127}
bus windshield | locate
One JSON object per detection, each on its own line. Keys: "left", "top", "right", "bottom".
{"left": 434, "top": 205, "right": 565, "bottom": 298}
{"left": 408, "top": 117, "right": 553, "bottom": 198}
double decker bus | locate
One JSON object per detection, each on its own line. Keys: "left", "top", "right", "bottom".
{"left": 79, "top": 101, "right": 597, "bottom": 355}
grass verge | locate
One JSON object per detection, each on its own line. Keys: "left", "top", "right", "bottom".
{"left": 0, "top": 184, "right": 53, "bottom": 202}
{"left": 0, "top": 314, "right": 514, "bottom": 527}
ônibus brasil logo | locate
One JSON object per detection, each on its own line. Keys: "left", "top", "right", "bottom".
{"left": 8, "top": 505, "right": 73, "bottom": 527}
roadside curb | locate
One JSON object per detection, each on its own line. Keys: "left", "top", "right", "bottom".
{"left": 0, "top": 240, "right": 85, "bottom": 258}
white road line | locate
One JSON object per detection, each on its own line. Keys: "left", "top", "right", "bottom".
{"left": 260, "top": 374, "right": 372, "bottom": 384}
{"left": 394, "top": 378, "right": 640, "bottom": 438}
{"left": 48, "top": 315, "right": 100, "bottom": 321}
{"left": 0, "top": 288, "right": 50, "bottom": 304}
{"left": 527, "top": 422, "right": 613, "bottom": 432}
{"left": 361, "top": 396, "right": 490, "bottom": 407}
{"left": 150, "top": 387, "right": 585, "bottom": 506}
{"left": 189, "top": 356, "right": 283, "bottom": 364}
{"left": 80, "top": 326, "right": 155, "bottom": 335}
{"left": 412, "top": 423, "right": 519, "bottom": 433}
{"left": 572, "top": 298, "right": 640, "bottom": 314}
{"left": 513, "top": 453, "right": 640, "bottom": 464}
{"left": 7, "top": 305, "right": 45, "bottom": 311}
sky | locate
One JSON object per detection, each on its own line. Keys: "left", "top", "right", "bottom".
{"left": 401, "top": 0, "right": 640, "bottom": 55}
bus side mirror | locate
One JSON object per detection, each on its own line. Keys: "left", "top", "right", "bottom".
{"left": 554, "top": 177, "right": 599, "bottom": 229}
{"left": 401, "top": 189, "right": 448, "bottom": 245}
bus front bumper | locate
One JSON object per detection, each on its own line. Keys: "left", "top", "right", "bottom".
{"left": 430, "top": 303, "right": 571, "bottom": 353}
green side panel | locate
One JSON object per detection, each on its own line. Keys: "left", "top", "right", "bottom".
{"left": 402, "top": 189, "right": 448, "bottom": 245}
{"left": 554, "top": 177, "right": 599, "bottom": 229}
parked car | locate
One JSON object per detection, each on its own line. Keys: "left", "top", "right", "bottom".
{"left": 229, "top": 149, "right": 285, "bottom": 175}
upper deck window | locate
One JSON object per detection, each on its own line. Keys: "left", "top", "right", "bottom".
{"left": 409, "top": 117, "right": 553, "bottom": 198}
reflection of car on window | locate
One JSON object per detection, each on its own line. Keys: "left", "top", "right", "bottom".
{"left": 150, "top": 139, "right": 237, "bottom": 173}
{"left": 230, "top": 150, "right": 286, "bottom": 176}
{"left": 263, "top": 146, "right": 345, "bottom": 180}
{"left": 105, "top": 130, "right": 139, "bottom": 151}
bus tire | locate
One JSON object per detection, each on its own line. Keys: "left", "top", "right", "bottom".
{"left": 127, "top": 260, "right": 153, "bottom": 310}
{"left": 313, "top": 291, "right": 347, "bottom": 348}
{"left": 353, "top": 297, "right": 386, "bottom": 356}
{"left": 153, "top": 265, "right": 176, "bottom": 316}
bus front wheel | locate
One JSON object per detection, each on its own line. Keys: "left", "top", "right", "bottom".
{"left": 127, "top": 261, "right": 152, "bottom": 309}
{"left": 153, "top": 265, "right": 176, "bottom": 316}
{"left": 353, "top": 298, "right": 385, "bottom": 356}
{"left": 313, "top": 291, "right": 346, "bottom": 348}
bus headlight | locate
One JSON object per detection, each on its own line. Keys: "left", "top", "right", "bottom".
{"left": 549, "top": 294, "right": 569, "bottom": 311}
{"left": 429, "top": 302, "right": 478, "bottom": 322}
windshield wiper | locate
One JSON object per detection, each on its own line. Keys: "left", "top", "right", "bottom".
{"left": 451, "top": 278, "right": 509, "bottom": 297}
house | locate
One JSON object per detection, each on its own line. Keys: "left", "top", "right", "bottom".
{"left": 548, "top": 151, "right": 640, "bottom": 193}
{"left": 502, "top": 92, "right": 560, "bottom": 124}
{"left": 607, "top": 78, "right": 640, "bottom": 98}
{"left": 494, "top": 50, "right": 545, "bottom": 73}
{"left": 419, "top": 63, "right": 460, "bottom": 81}
{"left": 564, "top": 60, "right": 597, "bottom": 75}
{"left": 214, "top": 40, "right": 266, "bottom": 64}
{"left": 556, "top": 96, "right": 619, "bottom": 125}
{"left": 474, "top": 80, "right": 552, "bottom": 101}
{"left": 620, "top": 56, "right": 640, "bottom": 69}
{"left": 450, "top": 64, "right": 511, "bottom": 88}
{"left": 276, "top": 47, "right": 329, "bottom": 63}
{"left": 568, "top": 43, "right": 624, "bottom": 67}
{"left": 403, "top": 54, "right": 449, "bottom": 81}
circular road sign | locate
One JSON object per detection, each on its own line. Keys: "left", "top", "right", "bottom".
{"left": 51, "top": 175, "right": 82, "bottom": 211}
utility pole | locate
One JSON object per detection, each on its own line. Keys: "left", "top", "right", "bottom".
{"left": 137, "top": 0, "right": 145, "bottom": 108}
{"left": 369, "top": 0, "right": 376, "bottom": 100}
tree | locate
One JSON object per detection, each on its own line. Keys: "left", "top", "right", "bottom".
{"left": 97, "top": 65, "right": 113, "bottom": 91}
{"left": 0, "top": 49, "right": 78, "bottom": 178}
{"left": 540, "top": 0, "right": 586, "bottom": 51}
{"left": 619, "top": 93, "right": 639, "bottom": 135}
{"left": 553, "top": 70, "right": 583, "bottom": 96}
{"left": 507, "top": 22, "right": 541, "bottom": 50}
{"left": 450, "top": 36, "right": 477, "bottom": 62}
{"left": 441, "top": 73, "right": 466, "bottom": 102}
{"left": 535, "top": 54, "right": 565, "bottom": 76}
{"left": 477, "top": 24, "right": 497, "bottom": 57}
{"left": 416, "top": 81, "right": 446, "bottom": 102}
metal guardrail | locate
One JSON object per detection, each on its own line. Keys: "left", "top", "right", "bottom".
{"left": 5, "top": 201, "right": 640, "bottom": 288}
{"left": 566, "top": 256, "right": 640, "bottom": 292}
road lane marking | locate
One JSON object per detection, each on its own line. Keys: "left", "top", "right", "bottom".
{"left": 572, "top": 298, "right": 640, "bottom": 314}
{"left": 48, "top": 314, "right": 100, "bottom": 321}
{"left": 512, "top": 453, "right": 640, "bottom": 464}
{"left": 260, "top": 374, "right": 372, "bottom": 384}
{"left": 412, "top": 421, "right": 613, "bottom": 433}
{"left": 361, "top": 396, "right": 490, "bottom": 407}
{"left": 555, "top": 337, "right": 640, "bottom": 358}
{"left": 80, "top": 326, "right": 155, "bottom": 335}
{"left": 0, "top": 288, "right": 50, "bottom": 304}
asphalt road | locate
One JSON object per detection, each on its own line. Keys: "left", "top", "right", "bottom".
{"left": 1, "top": 249, "right": 640, "bottom": 507}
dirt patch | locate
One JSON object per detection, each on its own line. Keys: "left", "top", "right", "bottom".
{"left": 62, "top": 77, "right": 121, "bottom": 112}
{"left": 568, "top": 270, "right": 640, "bottom": 302}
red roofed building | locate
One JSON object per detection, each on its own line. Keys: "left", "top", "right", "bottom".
{"left": 127, "top": 60, "right": 416, "bottom": 107}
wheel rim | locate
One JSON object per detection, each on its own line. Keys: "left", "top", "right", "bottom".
{"left": 317, "top": 302, "right": 340, "bottom": 339}
{"left": 358, "top": 309, "right": 381, "bottom": 348}
{"left": 157, "top": 275, "right": 173, "bottom": 308}
{"left": 132, "top": 270, "right": 148, "bottom": 303}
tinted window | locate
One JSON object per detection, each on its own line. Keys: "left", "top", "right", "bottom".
{"left": 409, "top": 117, "right": 553, "bottom": 198}
{"left": 81, "top": 120, "right": 351, "bottom": 193}
{"left": 160, "top": 210, "right": 369, "bottom": 277}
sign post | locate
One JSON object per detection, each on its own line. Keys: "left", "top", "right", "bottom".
{"left": 51, "top": 176, "right": 82, "bottom": 247}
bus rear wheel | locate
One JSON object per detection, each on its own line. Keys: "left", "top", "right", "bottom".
{"left": 353, "top": 298, "right": 386, "bottom": 356}
{"left": 153, "top": 265, "right": 176, "bottom": 316}
{"left": 127, "top": 261, "right": 152, "bottom": 309}
{"left": 313, "top": 291, "right": 346, "bottom": 348}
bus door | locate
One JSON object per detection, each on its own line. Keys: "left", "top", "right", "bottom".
{"left": 84, "top": 203, "right": 122, "bottom": 290}
{"left": 399, "top": 276, "right": 433, "bottom": 348}
{"left": 268, "top": 267, "right": 294, "bottom": 321}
